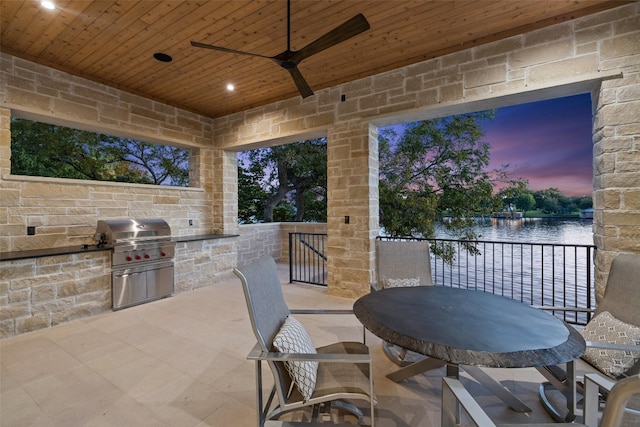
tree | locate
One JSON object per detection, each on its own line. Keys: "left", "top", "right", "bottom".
{"left": 573, "top": 196, "right": 592, "bottom": 210}
{"left": 496, "top": 184, "right": 536, "bottom": 213}
{"left": 10, "top": 118, "right": 189, "bottom": 186}
{"left": 533, "top": 188, "right": 566, "bottom": 214}
{"left": 237, "top": 165, "right": 268, "bottom": 223}
{"left": 379, "top": 112, "right": 515, "bottom": 242}
{"left": 244, "top": 138, "right": 327, "bottom": 222}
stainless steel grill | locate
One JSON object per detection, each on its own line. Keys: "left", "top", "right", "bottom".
{"left": 95, "top": 219, "right": 175, "bottom": 310}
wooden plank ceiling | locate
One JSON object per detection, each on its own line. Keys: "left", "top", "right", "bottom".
{"left": 1, "top": 1, "right": 627, "bottom": 118}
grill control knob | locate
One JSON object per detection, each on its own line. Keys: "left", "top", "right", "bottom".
{"left": 126, "top": 256, "right": 132, "bottom": 262}
{"left": 144, "top": 254, "right": 150, "bottom": 259}
{"left": 135, "top": 255, "right": 142, "bottom": 260}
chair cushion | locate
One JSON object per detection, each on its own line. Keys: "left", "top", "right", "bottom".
{"left": 580, "top": 311, "right": 640, "bottom": 378}
{"left": 272, "top": 315, "right": 318, "bottom": 401}
{"left": 382, "top": 276, "right": 421, "bottom": 288}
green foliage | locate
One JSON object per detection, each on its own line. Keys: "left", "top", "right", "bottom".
{"left": 10, "top": 118, "right": 189, "bottom": 186}
{"left": 530, "top": 188, "right": 591, "bottom": 215}
{"left": 237, "top": 166, "right": 268, "bottom": 223}
{"left": 497, "top": 185, "right": 592, "bottom": 216}
{"left": 496, "top": 184, "right": 536, "bottom": 212}
{"left": 379, "top": 112, "right": 506, "bottom": 241}
{"left": 240, "top": 138, "right": 327, "bottom": 223}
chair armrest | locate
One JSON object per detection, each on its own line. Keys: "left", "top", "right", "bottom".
{"left": 290, "top": 308, "right": 367, "bottom": 344}
{"left": 586, "top": 341, "right": 640, "bottom": 353}
{"left": 584, "top": 372, "right": 616, "bottom": 392}
{"left": 441, "top": 377, "right": 496, "bottom": 427}
{"left": 247, "top": 342, "right": 371, "bottom": 364}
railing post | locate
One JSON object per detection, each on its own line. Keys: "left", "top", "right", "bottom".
{"left": 289, "top": 233, "right": 294, "bottom": 284}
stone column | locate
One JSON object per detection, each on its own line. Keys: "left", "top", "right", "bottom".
{"left": 326, "top": 121, "right": 379, "bottom": 298}
{"left": 592, "top": 71, "right": 640, "bottom": 301}
{"left": 211, "top": 147, "right": 239, "bottom": 235}
{"left": 0, "top": 107, "right": 9, "bottom": 176}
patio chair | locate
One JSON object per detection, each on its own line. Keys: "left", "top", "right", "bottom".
{"left": 373, "top": 238, "right": 445, "bottom": 370}
{"left": 442, "top": 373, "right": 640, "bottom": 427}
{"left": 536, "top": 253, "right": 640, "bottom": 422}
{"left": 234, "top": 256, "right": 375, "bottom": 426}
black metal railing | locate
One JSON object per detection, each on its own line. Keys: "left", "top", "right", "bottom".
{"left": 378, "top": 236, "right": 596, "bottom": 325}
{"left": 289, "top": 232, "right": 327, "bottom": 286}
{"left": 289, "top": 233, "right": 596, "bottom": 325}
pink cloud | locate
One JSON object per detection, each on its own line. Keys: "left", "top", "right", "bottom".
{"left": 483, "top": 94, "right": 593, "bottom": 196}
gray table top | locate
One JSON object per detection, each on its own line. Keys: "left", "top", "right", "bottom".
{"left": 353, "top": 286, "right": 585, "bottom": 368}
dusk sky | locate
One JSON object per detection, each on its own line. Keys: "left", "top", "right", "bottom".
{"left": 481, "top": 93, "right": 593, "bottom": 197}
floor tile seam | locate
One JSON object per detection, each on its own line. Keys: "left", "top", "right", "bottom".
{"left": 131, "top": 378, "right": 225, "bottom": 425}
{"left": 16, "top": 367, "right": 121, "bottom": 419}
{"left": 0, "top": 377, "right": 40, "bottom": 413}
{"left": 1, "top": 346, "right": 86, "bottom": 391}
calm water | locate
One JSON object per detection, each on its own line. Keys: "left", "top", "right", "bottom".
{"left": 431, "top": 218, "right": 596, "bottom": 324}
{"left": 435, "top": 217, "right": 594, "bottom": 246}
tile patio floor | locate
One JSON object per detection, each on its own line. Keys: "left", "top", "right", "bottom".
{"left": 1, "top": 264, "right": 557, "bottom": 426}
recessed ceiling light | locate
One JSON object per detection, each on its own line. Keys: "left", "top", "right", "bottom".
{"left": 226, "top": 83, "right": 235, "bottom": 92}
{"left": 41, "top": 0, "right": 56, "bottom": 10}
{"left": 153, "top": 52, "right": 173, "bottom": 62}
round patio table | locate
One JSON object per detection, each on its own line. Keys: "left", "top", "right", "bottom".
{"left": 353, "top": 286, "right": 585, "bottom": 411}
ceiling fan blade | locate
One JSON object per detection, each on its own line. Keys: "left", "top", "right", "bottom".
{"left": 287, "top": 67, "right": 314, "bottom": 98}
{"left": 190, "top": 41, "right": 272, "bottom": 60}
{"left": 292, "top": 13, "right": 370, "bottom": 64}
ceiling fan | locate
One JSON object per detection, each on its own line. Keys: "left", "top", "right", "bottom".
{"left": 191, "top": 0, "right": 370, "bottom": 98}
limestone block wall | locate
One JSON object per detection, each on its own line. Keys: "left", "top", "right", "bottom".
{"left": 235, "top": 222, "right": 328, "bottom": 268}
{"left": 0, "top": 252, "right": 111, "bottom": 338}
{"left": 0, "top": 52, "right": 218, "bottom": 252}
{"left": 175, "top": 238, "right": 238, "bottom": 293}
{"left": 237, "top": 223, "right": 282, "bottom": 266}
{"left": 213, "top": 3, "right": 640, "bottom": 299}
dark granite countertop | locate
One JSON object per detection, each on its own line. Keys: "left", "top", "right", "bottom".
{"left": 1, "top": 244, "right": 112, "bottom": 262}
{"left": 1, "top": 233, "right": 238, "bottom": 262}
{"left": 174, "top": 233, "right": 239, "bottom": 243}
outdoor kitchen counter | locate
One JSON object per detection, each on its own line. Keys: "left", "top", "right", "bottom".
{"left": 174, "top": 233, "right": 239, "bottom": 243}
{"left": 1, "top": 234, "right": 238, "bottom": 262}
{"left": 0, "top": 244, "right": 112, "bottom": 262}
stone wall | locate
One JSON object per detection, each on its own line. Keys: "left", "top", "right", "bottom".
{"left": 237, "top": 223, "right": 282, "bottom": 266}
{"left": 174, "top": 238, "right": 237, "bottom": 292}
{"left": 236, "top": 222, "right": 328, "bottom": 267}
{"left": 0, "top": 53, "right": 219, "bottom": 252}
{"left": 213, "top": 4, "right": 640, "bottom": 299}
{"left": 0, "top": 252, "right": 111, "bottom": 337}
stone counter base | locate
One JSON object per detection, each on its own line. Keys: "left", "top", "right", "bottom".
{"left": 1, "top": 238, "right": 237, "bottom": 339}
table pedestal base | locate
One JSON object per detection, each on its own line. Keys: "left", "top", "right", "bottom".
{"left": 387, "top": 360, "right": 532, "bottom": 413}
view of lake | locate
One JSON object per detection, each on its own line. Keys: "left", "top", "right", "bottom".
{"left": 430, "top": 218, "right": 596, "bottom": 324}
{"left": 435, "top": 217, "right": 594, "bottom": 246}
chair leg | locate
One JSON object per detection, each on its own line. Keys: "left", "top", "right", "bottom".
{"left": 536, "top": 361, "right": 579, "bottom": 422}
{"left": 539, "top": 382, "right": 577, "bottom": 422}
{"left": 332, "top": 400, "right": 364, "bottom": 424}
{"left": 441, "top": 378, "right": 460, "bottom": 427}
{"left": 256, "top": 360, "right": 264, "bottom": 427}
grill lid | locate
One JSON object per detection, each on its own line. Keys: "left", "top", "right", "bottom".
{"left": 95, "top": 219, "right": 171, "bottom": 246}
